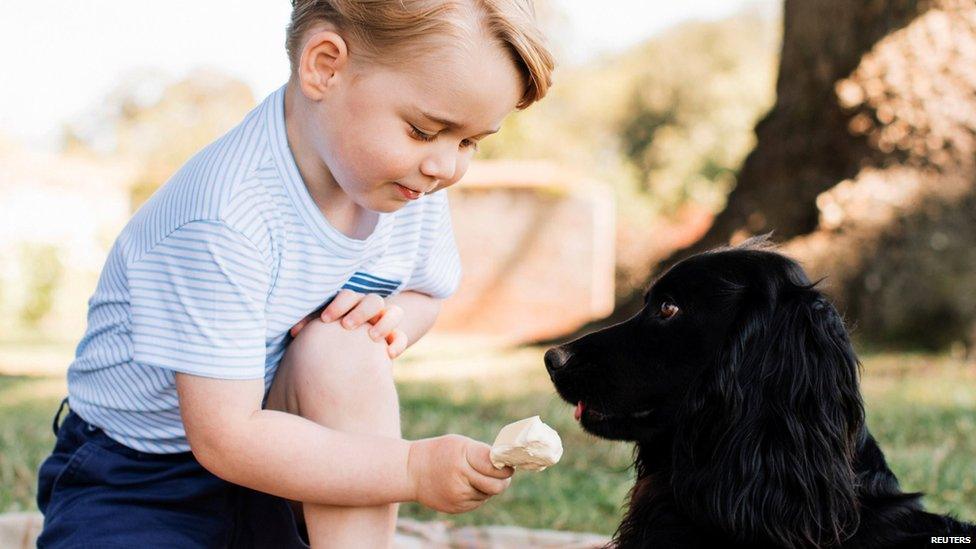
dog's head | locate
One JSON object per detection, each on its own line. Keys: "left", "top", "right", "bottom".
{"left": 546, "top": 235, "right": 865, "bottom": 547}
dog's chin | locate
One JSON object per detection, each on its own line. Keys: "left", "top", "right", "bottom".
{"left": 578, "top": 404, "right": 661, "bottom": 441}
{"left": 550, "top": 376, "right": 664, "bottom": 441}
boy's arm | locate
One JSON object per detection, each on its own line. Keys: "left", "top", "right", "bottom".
{"left": 176, "top": 371, "right": 512, "bottom": 511}
{"left": 384, "top": 290, "right": 443, "bottom": 347}
{"left": 176, "top": 373, "right": 415, "bottom": 507}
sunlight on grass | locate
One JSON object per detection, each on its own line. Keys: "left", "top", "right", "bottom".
{"left": 1, "top": 341, "right": 973, "bottom": 534}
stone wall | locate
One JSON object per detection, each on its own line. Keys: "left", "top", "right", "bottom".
{"left": 0, "top": 152, "right": 614, "bottom": 345}
{"left": 435, "top": 161, "right": 616, "bottom": 343}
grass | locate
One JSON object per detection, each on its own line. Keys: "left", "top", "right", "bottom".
{"left": 1, "top": 341, "right": 974, "bottom": 536}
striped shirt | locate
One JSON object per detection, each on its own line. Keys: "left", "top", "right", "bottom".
{"left": 66, "top": 85, "right": 461, "bottom": 453}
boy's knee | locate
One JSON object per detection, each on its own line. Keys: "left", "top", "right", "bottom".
{"left": 287, "top": 319, "right": 392, "bottom": 380}
{"left": 274, "top": 320, "right": 396, "bottom": 418}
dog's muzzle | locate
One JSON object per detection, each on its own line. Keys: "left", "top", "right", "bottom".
{"left": 544, "top": 347, "right": 571, "bottom": 379}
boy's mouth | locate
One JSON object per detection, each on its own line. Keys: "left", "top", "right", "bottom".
{"left": 394, "top": 182, "right": 424, "bottom": 200}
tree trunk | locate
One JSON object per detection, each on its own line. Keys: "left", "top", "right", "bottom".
{"left": 581, "top": 0, "right": 976, "bottom": 351}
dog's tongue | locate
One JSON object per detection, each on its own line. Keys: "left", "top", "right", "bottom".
{"left": 574, "top": 401, "right": 585, "bottom": 421}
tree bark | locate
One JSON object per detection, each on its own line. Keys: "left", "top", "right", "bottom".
{"left": 572, "top": 0, "right": 976, "bottom": 349}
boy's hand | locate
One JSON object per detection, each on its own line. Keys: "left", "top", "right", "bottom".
{"left": 289, "top": 290, "right": 408, "bottom": 358}
{"left": 406, "top": 434, "right": 515, "bottom": 514}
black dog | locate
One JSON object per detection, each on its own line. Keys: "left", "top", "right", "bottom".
{"left": 546, "top": 236, "right": 975, "bottom": 548}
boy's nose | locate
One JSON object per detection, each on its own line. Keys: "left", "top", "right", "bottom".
{"left": 420, "top": 151, "right": 456, "bottom": 182}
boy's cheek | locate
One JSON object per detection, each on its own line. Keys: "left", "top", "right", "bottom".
{"left": 452, "top": 157, "right": 471, "bottom": 182}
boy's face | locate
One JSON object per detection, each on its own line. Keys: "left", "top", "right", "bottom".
{"left": 310, "top": 36, "right": 524, "bottom": 213}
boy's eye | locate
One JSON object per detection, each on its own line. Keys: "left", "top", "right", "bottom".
{"left": 409, "top": 125, "right": 436, "bottom": 142}
{"left": 410, "top": 124, "right": 479, "bottom": 151}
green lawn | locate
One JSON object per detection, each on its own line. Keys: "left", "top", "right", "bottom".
{"left": 1, "top": 344, "right": 973, "bottom": 536}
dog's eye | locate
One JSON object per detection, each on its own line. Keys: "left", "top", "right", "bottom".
{"left": 660, "top": 301, "right": 679, "bottom": 319}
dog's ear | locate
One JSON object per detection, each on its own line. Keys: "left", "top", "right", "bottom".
{"left": 672, "top": 284, "right": 864, "bottom": 548}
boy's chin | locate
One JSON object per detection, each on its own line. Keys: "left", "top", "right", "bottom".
{"left": 371, "top": 198, "right": 408, "bottom": 213}
{"left": 350, "top": 190, "right": 404, "bottom": 214}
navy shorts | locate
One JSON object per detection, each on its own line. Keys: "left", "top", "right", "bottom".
{"left": 36, "top": 399, "right": 309, "bottom": 548}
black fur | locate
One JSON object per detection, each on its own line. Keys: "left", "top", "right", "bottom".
{"left": 545, "top": 236, "right": 975, "bottom": 548}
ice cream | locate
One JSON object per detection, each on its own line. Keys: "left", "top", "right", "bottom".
{"left": 489, "top": 416, "right": 563, "bottom": 471}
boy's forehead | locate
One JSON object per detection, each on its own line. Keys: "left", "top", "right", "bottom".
{"left": 392, "top": 45, "right": 523, "bottom": 130}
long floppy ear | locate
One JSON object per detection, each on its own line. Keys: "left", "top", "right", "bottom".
{"left": 672, "top": 284, "right": 865, "bottom": 548}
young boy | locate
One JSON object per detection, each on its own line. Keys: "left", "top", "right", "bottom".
{"left": 35, "top": 1, "right": 555, "bottom": 547}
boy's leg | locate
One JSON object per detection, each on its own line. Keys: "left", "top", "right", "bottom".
{"left": 265, "top": 320, "right": 402, "bottom": 549}
{"left": 36, "top": 410, "right": 234, "bottom": 548}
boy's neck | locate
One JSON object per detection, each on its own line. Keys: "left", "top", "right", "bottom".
{"left": 283, "top": 81, "right": 377, "bottom": 240}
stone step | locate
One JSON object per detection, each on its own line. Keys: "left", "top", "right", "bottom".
{"left": 0, "top": 512, "right": 610, "bottom": 548}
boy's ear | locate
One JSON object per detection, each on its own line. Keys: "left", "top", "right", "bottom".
{"left": 298, "top": 29, "right": 349, "bottom": 100}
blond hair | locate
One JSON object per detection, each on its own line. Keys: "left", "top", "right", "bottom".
{"left": 286, "top": 0, "right": 555, "bottom": 109}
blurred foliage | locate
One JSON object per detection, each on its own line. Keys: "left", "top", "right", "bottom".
{"left": 478, "top": 9, "right": 779, "bottom": 224}
{"left": 477, "top": 8, "right": 780, "bottom": 297}
{"left": 64, "top": 69, "right": 255, "bottom": 211}
{"left": 57, "top": 8, "right": 777, "bottom": 238}
{"left": 17, "top": 245, "right": 62, "bottom": 328}
{"left": 49, "top": 8, "right": 780, "bottom": 311}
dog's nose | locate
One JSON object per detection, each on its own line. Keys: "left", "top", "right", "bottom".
{"left": 544, "top": 347, "right": 571, "bottom": 373}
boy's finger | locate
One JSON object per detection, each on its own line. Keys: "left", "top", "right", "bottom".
{"left": 289, "top": 318, "right": 308, "bottom": 338}
{"left": 368, "top": 305, "right": 404, "bottom": 341}
{"left": 342, "top": 293, "right": 385, "bottom": 329}
{"left": 467, "top": 490, "right": 492, "bottom": 503}
{"left": 464, "top": 443, "right": 514, "bottom": 479}
{"left": 468, "top": 473, "right": 512, "bottom": 498}
{"left": 368, "top": 303, "right": 403, "bottom": 325}
{"left": 320, "top": 290, "right": 363, "bottom": 322}
{"left": 386, "top": 329, "right": 409, "bottom": 359}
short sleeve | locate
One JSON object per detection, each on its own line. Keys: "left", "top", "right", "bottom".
{"left": 127, "top": 220, "right": 271, "bottom": 379}
{"left": 403, "top": 192, "right": 462, "bottom": 299}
